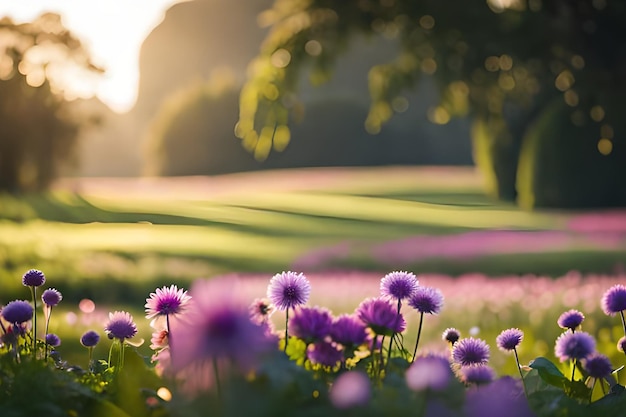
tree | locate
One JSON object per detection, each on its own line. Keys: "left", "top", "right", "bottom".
{"left": 0, "top": 13, "right": 102, "bottom": 192}
{"left": 237, "top": 0, "right": 626, "bottom": 208}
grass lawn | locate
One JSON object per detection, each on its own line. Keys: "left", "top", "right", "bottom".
{"left": 2, "top": 166, "right": 626, "bottom": 369}
{"left": 1, "top": 166, "right": 625, "bottom": 303}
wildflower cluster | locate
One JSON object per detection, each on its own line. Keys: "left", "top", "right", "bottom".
{"left": 3, "top": 268, "right": 626, "bottom": 416}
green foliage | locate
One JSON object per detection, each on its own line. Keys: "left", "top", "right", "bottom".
{"left": 516, "top": 99, "right": 626, "bottom": 208}
{"left": 238, "top": 0, "right": 626, "bottom": 208}
{"left": 0, "top": 14, "right": 102, "bottom": 193}
{"left": 471, "top": 116, "right": 519, "bottom": 201}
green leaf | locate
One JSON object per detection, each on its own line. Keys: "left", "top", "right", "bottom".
{"left": 589, "top": 384, "right": 626, "bottom": 414}
{"left": 562, "top": 378, "right": 590, "bottom": 401}
{"left": 529, "top": 357, "right": 567, "bottom": 388}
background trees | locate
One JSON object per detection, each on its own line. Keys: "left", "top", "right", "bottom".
{"left": 237, "top": 0, "right": 626, "bottom": 208}
{"left": 0, "top": 13, "right": 101, "bottom": 192}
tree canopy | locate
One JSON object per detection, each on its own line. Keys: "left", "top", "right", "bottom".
{"left": 0, "top": 13, "right": 102, "bottom": 192}
{"left": 236, "top": 0, "right": 626, "bottom": 207}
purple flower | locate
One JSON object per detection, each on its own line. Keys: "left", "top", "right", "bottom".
{"left": 496, "top": 328, "right": 524, "bottom": 352}
{"left": 464, "top": 376, "right": 534, "bottom": 417}
{"left": 45, "top": 333, "right": 61, "bottom": 347}
{"left": 618, "top": 336, "right": 626, "bottom": 353}
{"left": 329, "top": 371, "right": 370, "bottom": 409}
{"left": 408, "top": 286, "right": 444, "bottom": 314}
{"left": 601, "top": 285, "right": 626, "bottom": 315}
{"left": 42, "top": 288, "right": 62, "bottom": 307}
{"left": 356, "top": 297, "right": 406, "bottom": 336}
{"left": 330, "top": 314, "right": 368, "bottom": 348}
{"left": 288, "top": 306, "right": 333, "bottom": 343}
{"left": 452, "top": 338, "right": 490, "bottom": 366}
{"left": 459, "top": 364, "right": 496, "bottom": 385}
{"left": 170, "top": 278, "right": 276, "bottom": 373}
{"left": 267, "top": 271, "right": 311, "bottom": 311}
{"left": 249, "top": 298, "right": 273, "bottom": 324}
{"left": 1, "top": 300, "right": 33, "bottom": 324}
{"left": 442, "top": 328, "right": 461, "bottom": 344}
{"left": 22, "top": 269, "right": 45, "bottom": 287}
{"left": 554, "top": 331, "right": 595, "bottom": 362}
{"left": 80, "top": 330, "right": 100, "bottom": 347}
{"left": 380, "top": 271, "right": 419, "bottom": 301}
{"left": 406, "top": 354, "right": 454, "bottom": 391}
{"left": 583, "top": 353, "right": 613, "bottom": 379}
{"left": 105, "top": 311, "right": 138, "bottom": 341}
{"left": 307, "top": 340, "right": 343, "bottom": 367}
{"left": 145, "top": 285, "right": 191, "bottom": 319}
{"left": 557, "top": 309, "right": 584, "bottom": 330}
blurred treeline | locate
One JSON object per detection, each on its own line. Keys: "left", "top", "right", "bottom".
{"left": 138, "top": 0, "right": 473, "bottom": 176}
{"left": 235, "top": 0, "right": 626, "bottom": 209}
{"left": 2, "top": 0, "right": 626, "bottom": 209}
{"left": 0, "top": 0, "right": 471, "bottom": 191}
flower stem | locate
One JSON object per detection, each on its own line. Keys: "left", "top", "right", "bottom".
{"left": 571, "top": 359, "right": 577, "bottom": 382}
{"left": 386, "top": 299, "right": 402, "bottom": 368}
{"left": 30, "top": 286, "right": 37, "bottom": 359}
{"left": 88, "top": 347, "right": 94, "bottom": 372}
{"left": 107, "top": 341, "right": 114, "bottom": 369}
{"left": 514, "top": 347, "right": 528, "bottom": 398}
{"left": 379, "top": 336, "right": 385, "bottom": 380}
{"left": 284, "top": 307, "right": 290, "bottom": 352}
{"left": 118, "top": 340, "right": 126, "bottom": 370}
{"left": 589, "top": 378, "right": 597, "bottom": 402}
{"left": 44, "top": 307, "right": 52, "bottom": 361}
{"left": 620, "top": 311, "right": 626, "bottom": 337}
{"left": 166, "top": 314, "right": 172, "bottom": 355}
{"left": 411, "top": 312, "right": 424, "bottom": 363}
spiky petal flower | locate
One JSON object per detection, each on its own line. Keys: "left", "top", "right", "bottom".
{"left": 601, "top": 285, "right": 626, "bottom": 315}
{"left": 170, "top": 278, "right": 276, "bottom": 374}
{"left": 408, "top": 286, "right": 444, "bottom": 314}
{"left": 42, "top": 288, "right": 62, "bottom": 307}
{"left": 554, "top": 331, "right": 595, "bottom": 362}
{"left": 22, "top": 269, "right": 45, "bottom": 287}
{"left": 249, "top": 298, "right": 273, "bottom": 324}
{"left": 618, "top": 336, "right": 626, "bottom": 353}
{"left": 464, "top": 377, "right": 534, "bottom": 417}
{"left": 557, "top": 309, "right": 584, "bottom": 331}
{"left": 356, "top": 297, "right": 406, "bottom": 336}
{"left": 406, "top": 354, "right": 454, "bottom": 391}
{"left": 45, "top": 333, "right": 61, "bottom": 347}
{"left": 1, "top": 300, "right": 33, "bottom": 324}
{"left": 150, "top": 329, "right": 169, "bottom": 350}
{"left": 329, "top": 371, "right": 371, "bottom": 409}
{"left": 452, "top": 338, "right": 490, "bottom": 366}
{"left": 307, "top": 340, "right": 343, "bottom": 367}
{"left": 330, "top": 314, "right": 368, "bottom": 348}
{"left": 380, "top": 271, "right": 419, "bottom": 301}
{"left": 459, "top": 364, "right": 496, "bottom": 385}
{"left": 80, "top": 330, "right": 100, "bottom": 347}
{"left": 442, "top": 328, "right": 461, "bottom": 345}
{"left": 145, "top": 285, "right": 191, "bottom": 319}
{"left": 105, "top": 311, "right": 138, "bottom": 341}
{"left": 496, "top": 328, "right": 524, "bottom": 352}
{"left": 267, "top": 271, "right": 311, "bottom": 311}
{"left": 583, "top": 353, "right": 613, "bottom": 379}
{"left": 288, "top": 306, "right": 333, "bottom": 344}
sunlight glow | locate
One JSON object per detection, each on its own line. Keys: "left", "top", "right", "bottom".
{"left": 0, "top": 0, "right": 184, "bottom": 113}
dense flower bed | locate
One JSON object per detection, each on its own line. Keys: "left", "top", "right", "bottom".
{"left": 2, "top": 268, "right": 626, "bottom": 416}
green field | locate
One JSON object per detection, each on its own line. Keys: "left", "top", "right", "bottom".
{"left": 1, "top": 166, "right": 624, "bottom": 305}
{"left": 2, "top": 166, "right": 626, "bottom": 368}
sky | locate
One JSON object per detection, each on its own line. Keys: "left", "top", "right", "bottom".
{"left": 0, "top": 0, "right": 185, "bottom": 113}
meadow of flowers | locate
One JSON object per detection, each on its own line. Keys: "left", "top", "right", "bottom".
{"left": 2, "top": 268, "right": 626, "bottom": 416}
